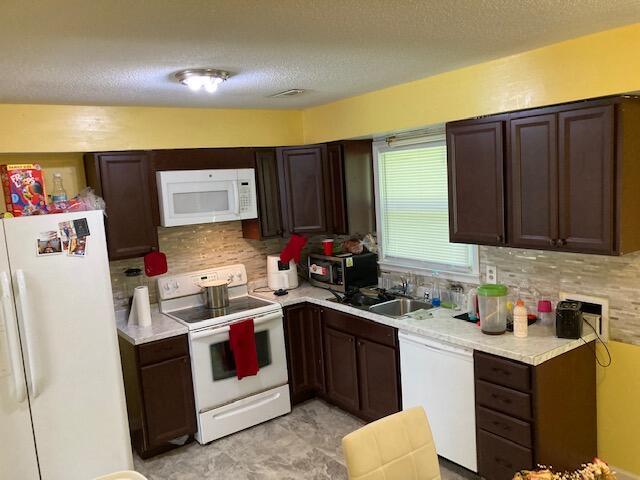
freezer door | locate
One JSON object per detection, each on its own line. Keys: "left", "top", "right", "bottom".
{"left": 0, "top": 226, "right": 39, "bottom": 480}
{"left": 3, "top": 211, "right": 132, "bottom": 480}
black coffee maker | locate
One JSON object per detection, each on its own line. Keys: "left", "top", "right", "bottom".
{"left": 556, "top": 301, "right": 583, "bottom": 339}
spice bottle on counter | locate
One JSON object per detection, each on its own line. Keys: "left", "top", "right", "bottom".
{"left": 513, "top": 299, "right": 528, "bottom": 338}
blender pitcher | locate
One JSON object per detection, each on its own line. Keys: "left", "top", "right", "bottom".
{"left": 477, "top": 284, "right": 508, "bottom": 335}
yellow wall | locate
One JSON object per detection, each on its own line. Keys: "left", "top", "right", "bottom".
{"left": 0, "top": 104, "right": 303, "bottom": 153}
{"left": 302, "top": 22, "right": 640, "bottom": 143}
{"left": 597, "top": 341, "right": 640, "bottom": 475}
{"left": 0, "top": 105, "right": 303, "bottom": 203}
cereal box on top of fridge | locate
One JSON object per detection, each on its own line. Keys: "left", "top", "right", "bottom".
{"left": 0, "top": 164, "right": 47, "bottom": 216}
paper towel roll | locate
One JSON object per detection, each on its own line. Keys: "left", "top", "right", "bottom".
{"left": 128, "top": 286, "right": 152, "bottom": 328}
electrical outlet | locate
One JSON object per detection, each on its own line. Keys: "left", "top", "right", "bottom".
{"left": 486, "top": 265, "right": 497, "bottom": 284}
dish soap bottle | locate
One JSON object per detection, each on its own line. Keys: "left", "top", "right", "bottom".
{"left": 51, "top": 173, "right": 68, "bottom": 205}
{"left": 431, "top": 271, "right": 441, "bottom": 307}
{"left": 513, "top": 299, "right": 528, "bottom": 338}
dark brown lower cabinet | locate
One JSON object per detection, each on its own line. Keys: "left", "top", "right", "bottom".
{"left": 283, "top": 303, "right": 401, "bottom": 422}
{"left": 118, "top": 335, "right": 197, "bottom": 459}
{"left": 475, "top": 345, "right": 596, "bottom": 480}
{"left": 324, "top": 327, "right": 360, "bottom": 413}
{"left": 356, "top": 338, "right": 400, "bottom": 422}
{"left": 283, "top": 304, "right": 325, "bottom": 404}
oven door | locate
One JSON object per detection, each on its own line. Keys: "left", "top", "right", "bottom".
{"left": 157, "top": 170, "right": 240, "bottom": 227}
{"left": 189, "top": 310, "right": 288, "bottom": 413}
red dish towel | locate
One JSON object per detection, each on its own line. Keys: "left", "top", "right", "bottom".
{"left": 229, "top": 319, "right": 259, "bottom": 379}
{"left": 280, "top": 234, "right": 308, "bottom": 264}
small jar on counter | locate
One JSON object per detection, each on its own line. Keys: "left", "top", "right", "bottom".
{"left": 537, "top": 300, "right": 554, "bottom": 327}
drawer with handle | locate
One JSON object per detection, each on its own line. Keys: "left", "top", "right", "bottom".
{"left": 475, "top": 351, "right": 531, "bottom": 392}
{"left": 138, "top": 335, "right": 190, "bottom": 366}
{"left": 477, "top": 406, "right": 532, "bottom": 447}
{"left": 478, "top": 429, "right": 533, "bottom": 480}
{"left": 476, "top": 380, "right": 532, "bottom": 419}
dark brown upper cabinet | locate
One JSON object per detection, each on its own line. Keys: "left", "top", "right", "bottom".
{"left": 447, "top": 118, "right": 506, "bottom": 246}
{"left": 328, "top": 140, "right": 376, "bottom": 236}
{"left": 509, "top": 103, "right": 615, "bottom": 254}
{"left": 557, "top": 106, "right": 614, "bottom": 253}
{"left": 448, "top": 96, "right": 640, "bottom": 255}
{"left": 84, "top": 151, "right": 158, "bottom": 260}
{"left": 509, "top": 114, "right": 559, "bottom": 249}
{"left": 327, "top": 143, "right": 348, "bottom": 234}
{"left": 277, "top": 145, "right": 331, "bottom": 234}
{"left": 242, "top": 149, "right": 283, "bottom": 240}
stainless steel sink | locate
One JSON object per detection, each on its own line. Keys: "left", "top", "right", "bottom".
{"left": 368, "top": 298, "right": 433, "bottom": 318}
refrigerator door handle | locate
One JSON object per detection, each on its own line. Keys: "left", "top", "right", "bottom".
{"left": 0, "top": 271, "right": 27, "bottom": 403}
{"left": 15, "top": 270, "right": 38, "bottom": 398}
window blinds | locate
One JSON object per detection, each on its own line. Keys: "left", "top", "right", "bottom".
{"left": 377, "top": 142, "right": 474, "bottom": 272}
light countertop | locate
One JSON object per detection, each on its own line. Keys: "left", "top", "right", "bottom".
{"left": 251, "top": 282, "right": 596, "bottom": 366}
{"left": 115, "top": 304, "right": 187, "bottom": 345}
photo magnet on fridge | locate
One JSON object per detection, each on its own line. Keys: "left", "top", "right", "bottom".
{"left": 58, "top": 221, "right": 75, "bottom": 252}
{"left": 73, "top": 218, "right": 90, "bottom": 237}
{"left": 36, "top": 230, "right": 62, "bottom": 256}
{"left": 68, "top": 235, "right": 87, "bottom": 257}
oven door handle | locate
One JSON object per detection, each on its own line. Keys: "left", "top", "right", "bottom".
{"left": 191, "top": 311, "right": 282, "bottom": 339}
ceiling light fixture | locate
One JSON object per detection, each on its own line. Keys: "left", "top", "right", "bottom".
{"left": 175, "top": 69, "right": 230, "bottom": 93}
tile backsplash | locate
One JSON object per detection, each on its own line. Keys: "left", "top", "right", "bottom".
{"left": 109, "top": 221, "right": 285, "bottom": 309}
{"left": 480, "top": 246, "right": 640, "bottom": 346}
{"left": 111, "top": 222, "right": 640, "bottom": 346}
{"left": 384, "top": 246, "right": 640, "bottom": 346}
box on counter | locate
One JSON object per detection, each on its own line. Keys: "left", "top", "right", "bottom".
{"left": 0, "top": 164, "right": 47, "bottom": 216}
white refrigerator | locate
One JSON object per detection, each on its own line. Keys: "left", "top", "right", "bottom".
{"left": 0, "top": 210, "right": 132, "bottom": 480}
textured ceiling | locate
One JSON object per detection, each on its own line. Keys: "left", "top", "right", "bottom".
{"left": 2, "top": 0, "right": 640, "bottom": 109}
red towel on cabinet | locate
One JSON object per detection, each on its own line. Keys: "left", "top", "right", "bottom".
{"left": 280, "top": 234, "right": 308, "bottom": 264}
{"left": 229, "top": 319, "right": 259, "bottom": 379}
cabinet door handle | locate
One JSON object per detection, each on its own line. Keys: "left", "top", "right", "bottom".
{"left": 494, "top": 457, "right": 513, "bottom": 469}
{"left": 558, "top": 239, "right": 567, "bottom": 247}
{"left": 492, "top": 420, "right": 511, "bottom": 431}
{"left": 491, "top": 393, "right": 512, "bottom": 404}
{"left": 491, "top": 367, "right": 510, "bottom": 376}
{"left": 549, "top": 239, "right": 557, "bottom": 246}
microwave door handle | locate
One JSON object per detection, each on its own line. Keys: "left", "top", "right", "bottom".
{"left": 232, "top": 181, "right": 240, "bottom": 215}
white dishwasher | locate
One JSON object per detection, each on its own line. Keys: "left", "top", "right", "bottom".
{"left": 399, "top": 332, "right": 477, "bottom": 472}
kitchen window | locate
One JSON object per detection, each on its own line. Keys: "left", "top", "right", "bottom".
{"left": 373, "top": 134, "right": 479, "bottom": 281}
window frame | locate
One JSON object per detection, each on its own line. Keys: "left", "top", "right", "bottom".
{"left": 373, "top": 138, "right": 480, "bottom": 284}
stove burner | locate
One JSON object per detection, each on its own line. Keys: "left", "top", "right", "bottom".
{"left": 169, "top": 296, "right": 275, "bottom": 324}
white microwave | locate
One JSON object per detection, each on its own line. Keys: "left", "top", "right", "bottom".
{"left": 156, "top": 169, "right": 258, "bottom": 227}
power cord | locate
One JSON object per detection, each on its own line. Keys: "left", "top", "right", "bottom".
{"left": 580, "top": 318, "right": 612, "bottom": 368}
{"left": 252, "top": 284, "right": 301, "bottom": 294}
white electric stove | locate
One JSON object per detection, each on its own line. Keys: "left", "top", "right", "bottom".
{"left": 158, "top": 264, "right": 291, "bottom": 444}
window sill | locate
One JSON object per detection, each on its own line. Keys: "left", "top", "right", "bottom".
{"left": 379, "top": 261, "right": 481, "bottom": 285}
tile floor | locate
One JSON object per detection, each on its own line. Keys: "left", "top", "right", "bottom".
{"left": 135, "top": 399, "right": 478, "bottom": 480}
